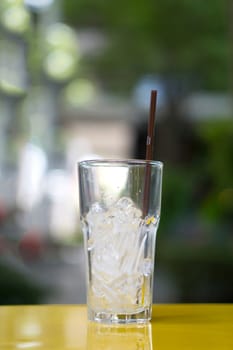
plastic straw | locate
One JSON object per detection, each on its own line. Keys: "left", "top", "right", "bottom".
{"left": 143, "top": 90, "right": 157, "bottom": 216}
{"left": 146, "top": 90, "right": 157, "bottom": 160}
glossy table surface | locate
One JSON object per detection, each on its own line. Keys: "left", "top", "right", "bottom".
{"left": 0, "top": 304, "right": 232, "bottom": 349}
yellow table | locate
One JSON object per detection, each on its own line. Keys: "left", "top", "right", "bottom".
{"left": 0, "top": 304, "right": 232, "bottom": 349}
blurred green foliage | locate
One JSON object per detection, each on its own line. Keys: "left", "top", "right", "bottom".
{"left": 198, "top": 120, "right": 233, "bottom": 224}
{"left": 160, "top": 119, "right": 233, "bottom": 234}
{"left": 199, "top": 120, "right": 233, "bottom": 187}
{"left": 63, "top": 0, "right": 230, "bottom": 93}
{"left": 0, "top": 260, "right": 46, "bottom": 305}
{"left": 156, "top": 118, "right": 233, "bottom": 302}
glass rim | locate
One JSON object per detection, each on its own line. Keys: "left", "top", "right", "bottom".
{"left": 78, "top": 158, "right": 163, "bottom": 168}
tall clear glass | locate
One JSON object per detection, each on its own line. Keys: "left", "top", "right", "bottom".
{"left": 78, "top": 159, "right": 163, "bottom": 324}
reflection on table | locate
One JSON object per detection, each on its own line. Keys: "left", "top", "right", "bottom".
{"left": 87, "top": 321, "right": 152, "bottom": 350}
{"left": 0, "top": 304, "right": 233, "bottom": 349}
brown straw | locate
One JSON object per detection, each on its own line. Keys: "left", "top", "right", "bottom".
{"left": 146, "top": 90, "right": 157, "bottom": 160}
{"left": 143, "top": 90, "right": 157, "bottom": 216}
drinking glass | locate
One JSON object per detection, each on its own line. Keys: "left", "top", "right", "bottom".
{"left": 78, "top": 159, "right": 163, "bottom": 324}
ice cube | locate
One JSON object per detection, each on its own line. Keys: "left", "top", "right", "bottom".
{"left": 85, "top": 196, "right": 149, "bottom": 304}
{"left": 86, "top": 202, "right": 111, "bottom": 240}
{"left": 115, "top": 197, "right": 142, "bottom": 225}
{"left": 116, "top": 197, "right": 134, "bottom": 209}
{"left": 86, "top": 203, "right": 104, "bottom": 230}
{"left": 87, "top": 202, "right": 104, "bottom": 217}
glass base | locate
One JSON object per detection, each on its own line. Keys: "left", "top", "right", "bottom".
{"left": 88, "top": 307, "right": 151, "bottom": 324}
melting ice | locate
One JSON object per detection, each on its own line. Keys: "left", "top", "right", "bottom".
{"left": 85, "top": 197, "right": 158, "bottom": 309}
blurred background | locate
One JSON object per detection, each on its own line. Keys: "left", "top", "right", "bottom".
{"left": 0, "top": 0, "right": 232, "bottom": 305}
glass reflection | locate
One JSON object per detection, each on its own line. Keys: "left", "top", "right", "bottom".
{"left": 87, "top": 322, "right": 152, "bottom": 350}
